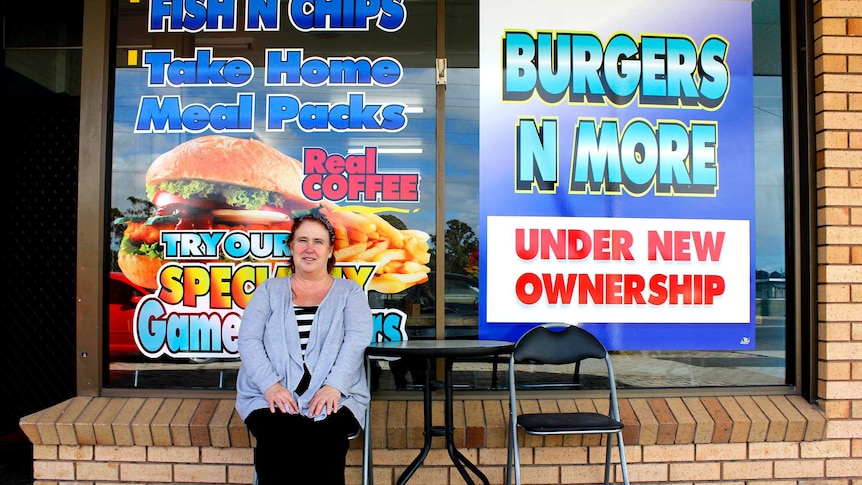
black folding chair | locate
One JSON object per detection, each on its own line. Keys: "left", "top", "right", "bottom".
{"left": 506, "top": 323, "right": 630, "bottom": 485}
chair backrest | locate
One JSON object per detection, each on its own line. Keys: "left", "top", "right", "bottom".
{"left": 513, "top": 323, "right": 607, "bottom": 365}
{"left": 510, "top": 323, "right": 621, "bottom": 419}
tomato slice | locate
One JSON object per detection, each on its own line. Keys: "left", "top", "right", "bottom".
{"left": 212, "top": 209, "right": 289, "bottom": 224}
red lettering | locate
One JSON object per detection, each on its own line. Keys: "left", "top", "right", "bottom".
{"left": 324, "top": 154, "right": 346, "bottom": 173}
{"left": 301, "top": 173, "right": 323, "bottom": 200}
{"left": 515, "top": 229, "right": 537, "bottom": 260}
{"left": 616, "top": 231, "right": 634, "bottom": 260}
{"left": 320, "top": 173, "right": 349, "bottom": 200}
{"left": 303, "top": 147, "right": 327, "bottom": 174}
{"left": 514, "top": 272, "right": 722, "bottom": 306}
{"left": 649, "top": 230, "right": 724, "bottom": 262}
{"left": 648, "top": 231, "right": 671, "bottom": 260}
{"left": 568, "top": 230, "right": 592, "bottom": 259}
{"left": 648, "top": 274, "right": 668, "bottom": 304}
{"left": 384, "top": 174, "right": 418, "bottom": 201}
{"left": 346, "top": 175, "right": 366, "bottom": 200}
{"left": 543, "top": 273, "right": 575, "bottom": 304}
{"left": 705, "top": 275, "right": 724, "bottom": 303}
{"left": 605, "top": 273, "right": 623, "bottom": 304}
{"left": 365, "top": 147, "right": 377, "bottom": 173}
{"left": 579, "top": 273, "right": 603, "bottom": 304}
{"left": 344, "top": 153, "right": 365, "bottom": 174}
{"left": 541, "top": 229, "right": 566, "bottom": 259}
{"left": 674, "top": 231, "right": 691, "bottom": 261}
{"left": 693, "top": 231, "right": 725, "bottom": 261}
{"left": 667, "top": 274, "right": 693, "bottom": 304}
{"left": 379, "top": 176, "right": 395, "bottom": 199}
{"left": 693, "top": 274, "right": 702, "bottom": 304}
{"left": 515, "top": 273, "right": 542, "bottom": 304}
{"left": 594, "top": 229, "right": 611, "bottom": 260}
{"left": 625, "top": 274, "right": 646, "bottom": 304}
{"left": 399, "top": 175, "right": 418, "bottom": 200}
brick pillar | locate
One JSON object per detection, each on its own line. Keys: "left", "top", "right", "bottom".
{"left": 812, "top": 0, "right": 862, "bottom": 440}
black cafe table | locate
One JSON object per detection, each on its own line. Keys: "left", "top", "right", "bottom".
{"left": 366, "top": 339, "right": 515, "bottom": 485}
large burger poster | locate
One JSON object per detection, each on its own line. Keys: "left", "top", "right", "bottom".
{"left": 110, "top": 1, "right": 432, "bottom": 360}
{"left": 478, "top": 0, "right": 756, "bottom": 350}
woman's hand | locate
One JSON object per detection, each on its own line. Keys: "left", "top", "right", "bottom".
{"left": 308, "top": 385, "right": 341, "bottom": 417}
{"left": 264, "top": 382, "right": 299, "bottom": 414}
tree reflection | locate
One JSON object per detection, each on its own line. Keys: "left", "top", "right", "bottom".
{"left": 429, "top": 219, "right": 478, "bottom": 275}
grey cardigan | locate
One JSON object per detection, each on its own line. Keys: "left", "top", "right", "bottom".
{"left": 234, "top": 276, "right": 374, "bottom": 428}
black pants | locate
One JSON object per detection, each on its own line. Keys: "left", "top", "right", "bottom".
{"left": 245, "top": 407, "right": 360, "bottom": 485}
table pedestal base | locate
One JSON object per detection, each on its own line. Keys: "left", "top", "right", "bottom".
{"left": 396, "top": 358, "right": 489, "bottom": 485}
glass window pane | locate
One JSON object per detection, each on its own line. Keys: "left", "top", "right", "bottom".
{"left": 452, "top": 0, "right": 788, "bottom": 391}
{"left": 107, "top": 1, "right": 436, "bottom": 390}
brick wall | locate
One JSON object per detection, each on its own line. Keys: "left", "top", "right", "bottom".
{"left": 814, "top": 0, "right": 862, "bottom": 449}
{"left": 810, "top": 0, "right": 862, "bottom": 483}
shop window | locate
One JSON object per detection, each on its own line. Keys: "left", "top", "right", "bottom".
{"left": 105, "top": 0, "right": 792, "bottom": 393}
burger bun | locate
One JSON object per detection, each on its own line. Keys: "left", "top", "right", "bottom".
{"left": 146, "top": 135, "right": 315, "bottom": 210}
{"left": 117, "top": 252, "right": 168, "bottom": 290}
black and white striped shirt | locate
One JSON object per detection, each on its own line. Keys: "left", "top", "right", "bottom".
{"left": 294, "top": 305, "right": 317, "bottom": 358}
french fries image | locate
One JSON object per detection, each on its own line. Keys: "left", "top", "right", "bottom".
{"left": 323, "top": 206, "right": 431, "bottom": 293}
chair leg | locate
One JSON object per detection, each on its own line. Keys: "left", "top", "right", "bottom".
{"left": 364, "top": 358, "right": 374, "bottom": 485}
{"left": 604, "top": 436, "right": 612, "bottom": 485}
{"left": 511, "top": 424, "right": 522, "bottom": 485}
{"left": 505, "top": 427, "right": 513, "bottom": 485}
{"left": 362, "top": 427, "right": 372, "bottom": 485}
{"left": 616, "top": 431, "right": 630, "bottom": 485}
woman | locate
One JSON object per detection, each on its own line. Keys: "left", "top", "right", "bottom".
{"left": 235, "top": 213, "right": 373, "bottom": 485}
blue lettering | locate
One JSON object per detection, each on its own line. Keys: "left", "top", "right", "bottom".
{"left": 516, "top": 118, "right": 558, "bottom": 193}
{"left": 536, "top": 33, "right": 569, "bottom": 103}
{"left": 501, "top": 31, "right": 729, "bottom": 109}
{"left": 288, "top": 0, "right": 406, "bottom": 32}
{"left": 620, "top": 120, "right": 658, "bottom": 189}
{"left": 136, "top": 298, "right": 167, "bottom": 354}
{"left": 698, "top": 37, "right": 730, "bottom": 109}
{"left": 135, "top": 93, "right": 254, "bottom": 133}
{"left": 246, "top": 0, "right": 279, "bottom": 31}
{"left": 571, "top": 119, "right": 623, "bottom": 194}
{"left": 690, "top": 122, "right": 718, "bottom": 187}
{"left": 265, "top": 49, "right": 402, "bottom": 86}
{"left": 161, "top": 231, "right": 226, "bottom": 258}
{"left": 503, "top": 32, "right": 536, "bottom": 102}
{"left": 136, "top": 96, "right": 185, "bottom": 132}
{"left": 372, "top": 310, "right": 407, "bottom": 342}
{"left": 665, "top": 38, "right": 700, "bottom": 100}
{"left": 656, "top": 122, "right": 692, "bottom": 188}
{"left": 267, "top": 95, "right": 301, "bottom": 130}
{"left": 267, "top": 93, "right": 407, "bottom": 132}
{"left": 149, "top": 0, "right": 236, "bottom": 33}
{"left": 604, "top": 35, "right": 640, "bottom": 104}
{"left": 570, "top": 119, "right": 719, "bottom": 196}
{"left": 186, "top": 314, "right": 222, "bottom": 352}
{"left": 144, "top": 48, "right": 253, "bottom": 87}
{"left": 569, "top": 34, "right": 605, "bottom": 102}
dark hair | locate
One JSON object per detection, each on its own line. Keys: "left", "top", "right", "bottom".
{"left": 287, "top": 212, "right": 337, "bottom": 273}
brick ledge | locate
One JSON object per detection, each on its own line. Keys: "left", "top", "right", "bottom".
{"left": 19, "top": 394, "right": 825, "bottom": 450}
